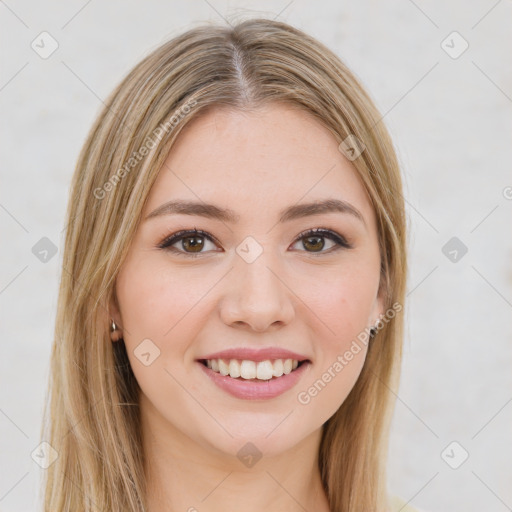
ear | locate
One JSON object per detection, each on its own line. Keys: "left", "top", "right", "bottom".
{"left": 108, "top": 289, "right": 124, "bottom": 341}
{"left": 108, "top": 290, "right": 122, "bottom": 324}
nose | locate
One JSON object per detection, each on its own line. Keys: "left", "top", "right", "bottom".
{"left": 219, "top": 250, "right": 295, "bottom": 332}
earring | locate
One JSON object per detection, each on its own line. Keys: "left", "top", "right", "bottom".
{"left": 369, "top": 326, "right": 377, "bottom": 339}
{"left": 110, "top": 319, "right": 122, "bottom": 342}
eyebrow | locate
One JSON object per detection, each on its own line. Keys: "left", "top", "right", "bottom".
{"left": 144, "top": 198, "right": 366, "bottom": 226}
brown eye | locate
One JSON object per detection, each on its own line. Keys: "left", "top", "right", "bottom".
{"left": 291, "top": 228, "right": 352, "bottom": 254}
{"left": 302, "top": 235, "right": 326, "bottom": 252}
{"left": 180, "top": 235, "right": 205, "bottom": 253}
{"left": 158, "top": 229, "right": 219, "bottom": 257}
{"left": 158, "top": 227, "right": 352, "bottom": 258}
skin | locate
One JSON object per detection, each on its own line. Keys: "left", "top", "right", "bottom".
{"left": 110, "top": 103, "right": 384, "bottom": 512}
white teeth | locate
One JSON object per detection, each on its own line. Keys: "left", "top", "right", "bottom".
{"left": 272, "top": 359, "right": 284, "bottom": 377}
{"left": 204, "top": 358, "right": 303, "bottom": 380}
{"left": 218, "top": 359, "right": 229, "bottom": 376}
{"left": 228, "top": 359, "right": 240, "bottom": 378}
{"left": 240, "top": 360, "right": 256, "bottom": 379}
{"left": 256, "top": 360, "right": 274, "bottom": 380}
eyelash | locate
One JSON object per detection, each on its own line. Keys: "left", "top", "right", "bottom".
{"left": 157, "top": 227, "right": 353, "bottom": 258}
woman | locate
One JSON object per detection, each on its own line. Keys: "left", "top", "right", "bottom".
{"left": 41, "top": 17, "right": 414, "bottom": 512}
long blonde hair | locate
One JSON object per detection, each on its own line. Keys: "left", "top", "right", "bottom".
{"left": 41, "top": 17, "right": 407, "bottom": 511}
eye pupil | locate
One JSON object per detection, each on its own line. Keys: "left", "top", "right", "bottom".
{"left": 303, "top": 236, "right": 324, "bottom": 252}
{"left": 183, "top": 236, "right": 204, "bottom": 252}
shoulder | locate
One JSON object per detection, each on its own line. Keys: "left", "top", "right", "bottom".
{"left": 388, "top": 494, "right": 433, "bottom": 512}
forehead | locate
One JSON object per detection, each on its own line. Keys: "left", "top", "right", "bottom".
{"left": 144, "top": 104, "right": 376, "bottom": 229}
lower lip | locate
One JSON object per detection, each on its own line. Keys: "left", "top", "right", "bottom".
{"left": 197, "top": 361, "right": 311, "bottom": 400}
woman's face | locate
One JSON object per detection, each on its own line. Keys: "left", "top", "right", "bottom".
{"left": 111, "top": 103, "right": 384, "bottom": 460}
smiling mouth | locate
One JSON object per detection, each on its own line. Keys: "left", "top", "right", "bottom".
{"left": 198, "top": 358, "right": 310, "bottom": 381}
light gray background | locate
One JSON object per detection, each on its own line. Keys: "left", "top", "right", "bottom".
{"left": 1, "top": 1, "right": 511, "bottom": 511}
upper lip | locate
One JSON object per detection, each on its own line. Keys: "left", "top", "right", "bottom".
{"left": 197, "top": 347, "right": 311, "bottom": 363}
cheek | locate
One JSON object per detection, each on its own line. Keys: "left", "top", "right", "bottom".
{"left": 294, "top": 271, "right": 374, "bottom": 417}
{"left": 292, "top": 261, "right": 378, "bottom": 413}
{"left": 301, "top": 263, "right": 379, "bottom": 344}
{"left": 115, "top": 259, "right": 215, "bottom": 397}
{"left": 116, "top": 259, "right": 215, "bottom": 342}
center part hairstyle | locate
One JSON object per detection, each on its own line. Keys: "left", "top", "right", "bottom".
{"left": 42, "top": 17, "right": 408, "bottom": 512}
